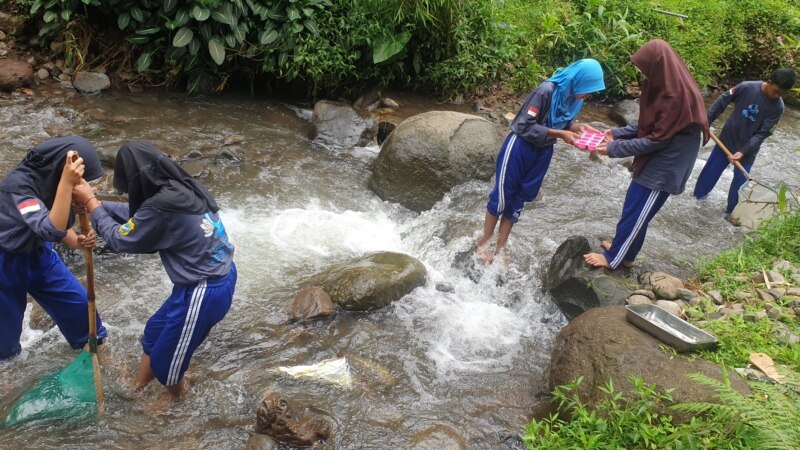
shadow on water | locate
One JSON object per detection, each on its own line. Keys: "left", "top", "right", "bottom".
{"left": 1, "top": 86, "right": 799, "bottom": 448}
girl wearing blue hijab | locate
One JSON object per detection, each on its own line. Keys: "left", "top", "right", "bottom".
{"left": 478, "top": 59, "right": 605, "bottom": 263}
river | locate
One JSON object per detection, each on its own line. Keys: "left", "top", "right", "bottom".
{"left": 0, "top": 86, "right": 798, "bottom": 448}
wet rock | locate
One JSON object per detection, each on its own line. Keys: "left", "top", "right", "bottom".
{"left": 609, "top": 99, "right": 639, "bottom": 126}
{"left": 650, "top": 272, "right": 684, "bottom": 300}
{"left": 222, "top": 134, "right": 244, "bottom": 146}
{"left": 28, "top": 299, "right": 55, "bottom": 331}
{"left": 626, "top": 294, "right": 653, "bottom": 305}
{"left": 409, "top": 424, "right": 467, "bottom": 450}
{"left": 368, "top": 111, "right": 502, "bottom": 212}
{"left": 311, "top": 100, "right": 376, "bottom": 149}
{"left": 255, "top": 392, "right": 331, "bottom": 446}
{"left": 655, "top": 300, "right": 682, "bottom": 316}
{"left": 549, "top": 306, "right": 750, "bottom": 423}
{"left": 73, "top": 72, "right": 111, "bottom": 94}
{"left": 303, "top": 252, "right": 427, "bottom": 311}
{"left": 435, "top": 282, "right": 454, "bottom": 293}
{"left": 244, "top": 433, "right": 279, "bottom": 450}
{"left": 376, "top": 120, "right": 397, "bottom": 146}
{"left": 380, "top": 97, "right": 399, "bottom": 109}
{"left": 543, "top": 236, "right": 634, "bottom": 320}
{"left": 288, "top": 287, "right": 335, "bottom": 322}
{"left": 0, "top": 59, "right": 34, "bottom": 91}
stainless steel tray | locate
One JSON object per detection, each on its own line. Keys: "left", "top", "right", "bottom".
{"left": 625, "top": 304, "right": 718, "bottom": 353}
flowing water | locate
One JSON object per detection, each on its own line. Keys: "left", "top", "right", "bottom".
{"left": 0, "top": 86, "right": 799, "bottom": 449}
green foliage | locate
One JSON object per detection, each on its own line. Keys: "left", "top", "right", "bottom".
{"left": 522, "top": 375, "right": 753, "bottom": 449}
{"left": 674, "top": 372, "right": 800, "bottom": 450}
{"left": 698, "top": 209, "right": 800, "bottom": 298}
{"left": 16, "top": 0, "right": 800, "bottom": 97}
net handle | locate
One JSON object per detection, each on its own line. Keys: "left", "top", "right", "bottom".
{"left": 709, "top": 132, "right": 753, "bottom": 181}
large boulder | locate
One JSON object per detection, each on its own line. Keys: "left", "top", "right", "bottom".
{"left": 311, "top": 100, "right": 376, "bottom": 149}
{"left": 0, "top": 59, "right": 33, "bottom": 91}
{"left": 303, "top": 252, "right": 427, "bottom": 311}
{"left": 548, "top": 306, "right": 750, "bottom": 422}
{"left": 543, "top": 236, "right": 635, "bottom": 320}
{"left": 609, "top": 99, "right": 639, "bottom": 126}
{"left": 368, "top": 111, "right": 502, "bottom": 212}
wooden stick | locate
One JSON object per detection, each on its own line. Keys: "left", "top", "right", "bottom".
{"left": 709, "top": 132, "right": 753, "bottom": 180}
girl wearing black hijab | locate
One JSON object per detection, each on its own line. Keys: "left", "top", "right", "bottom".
{"left": 74, "top": 141, "right": 235, "bottom": 396}
{"left": 0, "top": 136, "right": 108, "bottom": 359}
{"left": 584, "top": 39, "right": 709, "bottom": 269}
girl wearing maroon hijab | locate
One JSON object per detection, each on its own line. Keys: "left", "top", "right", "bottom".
{"left": 584, "top": 39, "right": 709, "bottom": 269}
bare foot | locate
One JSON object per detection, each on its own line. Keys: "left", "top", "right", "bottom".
{"left": 600, "top": 241, "right": 634, "bottom": 268}
{"left": 583, "top": 252, "right": 610, "bottom": 268}
{"left": 476, "top": 244, "right": 494, "bottom": 265}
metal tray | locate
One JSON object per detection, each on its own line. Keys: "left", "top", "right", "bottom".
{"left": 625, "top": 304, "right": 718, "bottom": 353}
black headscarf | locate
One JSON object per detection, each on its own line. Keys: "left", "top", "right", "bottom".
{"left": 0, "top": 136, "right": 104, "bottom": 209}
{"left": 114, "top": 141, "right": 219, "bottom": 216}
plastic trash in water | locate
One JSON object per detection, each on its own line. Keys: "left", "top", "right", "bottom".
{"left": 278, "top": 357, "right": 352, "bottom": 387}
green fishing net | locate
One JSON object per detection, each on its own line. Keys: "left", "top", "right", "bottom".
{"left": 3, "top": 352, "right": 97, "bottom": 427}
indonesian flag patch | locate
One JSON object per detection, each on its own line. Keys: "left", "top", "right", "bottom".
{"left": 527, "top": 106, "right": 539, "bottom": 118}
{"left": 17, "top": 199, "right": 41, "bottom": 215}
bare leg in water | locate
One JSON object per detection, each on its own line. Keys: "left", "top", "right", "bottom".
{"left": 477, "top": 212, "right": 513, "bottom": 265}
{"left": 134, "top": 353, "right": 186, "bottom": 397}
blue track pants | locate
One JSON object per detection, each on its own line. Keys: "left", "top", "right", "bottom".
{"left": 604, "top": 181, "right": 670, "bottom": 269}
{"left": 693, "top": 145, "right": 753, "bottom": 214}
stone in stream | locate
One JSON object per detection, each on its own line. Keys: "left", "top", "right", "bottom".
{"left": 255, "top": 392, "right": 331, "bottom": 446}
{"left": 288, "top": 287, "right": 335, "bottom": 322}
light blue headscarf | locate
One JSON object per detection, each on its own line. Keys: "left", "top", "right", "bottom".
{"left": 546, "top": 59, "right": 605, "bottom": 130}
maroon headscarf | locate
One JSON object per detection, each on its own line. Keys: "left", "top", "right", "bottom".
{"left": 630, "top": 39, "right": 709, "bottom": 176}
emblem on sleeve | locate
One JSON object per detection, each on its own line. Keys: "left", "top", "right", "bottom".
{"left": 119, "top": 219, "right": 136, "bottom": 236}
{"left": 201, "top": 217, "right": 214, "bottom": 237}
{"left": 17, "top": 199, "right": 41, "bottom": 215}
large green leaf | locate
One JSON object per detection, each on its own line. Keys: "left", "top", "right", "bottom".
{"left": 259, "top": 28, "right": 279, "bottom": 45}
{"left": 117, "top": 13, "right": 130, "bottom": 30}
{"left": 372, "top": 31, "right": 411, "bottom": 64}
{"left": 131, "top": 7, "right": 144, "bottom": 22}
{"left": 208, "top": 38, "right": 226, "bottom": 65}
{"left": 188, "top": 37, "right": 200, "bottom": 55}
{"left": 192, "top": 6, "right": 210, "bottom": 21}
{"left": 286, "top": 6, "right": 300, "bottom": 21}
{"left": 60, "top": 10, "right": 71, "bottom": 21}
{"left": 225, "top": 33, "right": 236, "bottom": 47}
{"left": 163, "top": 0, "right": 176, "bottom": 13}
{"left": 127, "top": 35, "right": 151, "bottom": 45}
{"left": 43, "top": 11, "right": 57, "bottom": 23}
{"left": 212, "top": 7, "right": 234, "bottom": 26}
{"left": 172, "top": 27, "right": 193, "bottom": 47}
{"left": 135, "top": 27, "right": 161, "bottom": 35}
{"left": 173, "top": 9, "right": 190, "bottom": 26}
{"left": 303, "top": 19, "right": 318, "bottom": 36}
{"left": 30, "top": 0, "right": 43, "bottom": 14}
{"left": 136, "top": 52, "right": 152, "bottom": 72}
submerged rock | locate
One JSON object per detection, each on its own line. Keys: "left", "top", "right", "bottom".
{"left": 368, "top": 111, "right": 502, "bottom": 212}
{"left": 288, "top": 287, "right": 335, "bottom": 322}
{"left": 311, "top": 100, "right": 375, "bottom": 149}
{"left": 303, "top": 252, "right": 427, "bottom": 311}
{"left": 255, "top": 392, "right": 331, "bottom": 446}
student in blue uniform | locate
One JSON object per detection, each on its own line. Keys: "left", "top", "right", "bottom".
{"left": 73, "top": 141, "right": 236, "bottom": 396}
{"left": 584, "top": 39, "right": 709, "bottom": 269}
{"left": 477, "top": 59, "right": 605, "bottom": 263}
{"left": 693, "top": 68, "right": 796, "bottom": 216}
{"left": 0, "top": 136, "right": 108, "bottom": 359}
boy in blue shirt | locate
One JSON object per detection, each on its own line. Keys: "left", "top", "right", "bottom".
{"left": 693, "top": 68, "right": 796, "bottom": 216}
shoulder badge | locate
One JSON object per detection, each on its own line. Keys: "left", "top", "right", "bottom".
{"left": 119, "top": 219, "right": 136, "bottom": 236}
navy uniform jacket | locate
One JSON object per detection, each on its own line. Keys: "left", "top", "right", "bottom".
{"left": 510, "top": 82, "right": 572, "bottom": 147}
{"left": 608, "top": 123, "right": 703, "bottom": 195}
{"left": 708, "top": 81, "right": 784, "bottom": 165}
{"left": 0, "top": 193, "right": 67, "bottom": 252}
{"left": 91, "top": 201, "right": 234, "bottom": 285}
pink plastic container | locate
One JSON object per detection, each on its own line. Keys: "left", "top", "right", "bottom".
{"left": 574, "top": 130, "right": 605, "bottom": 151}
